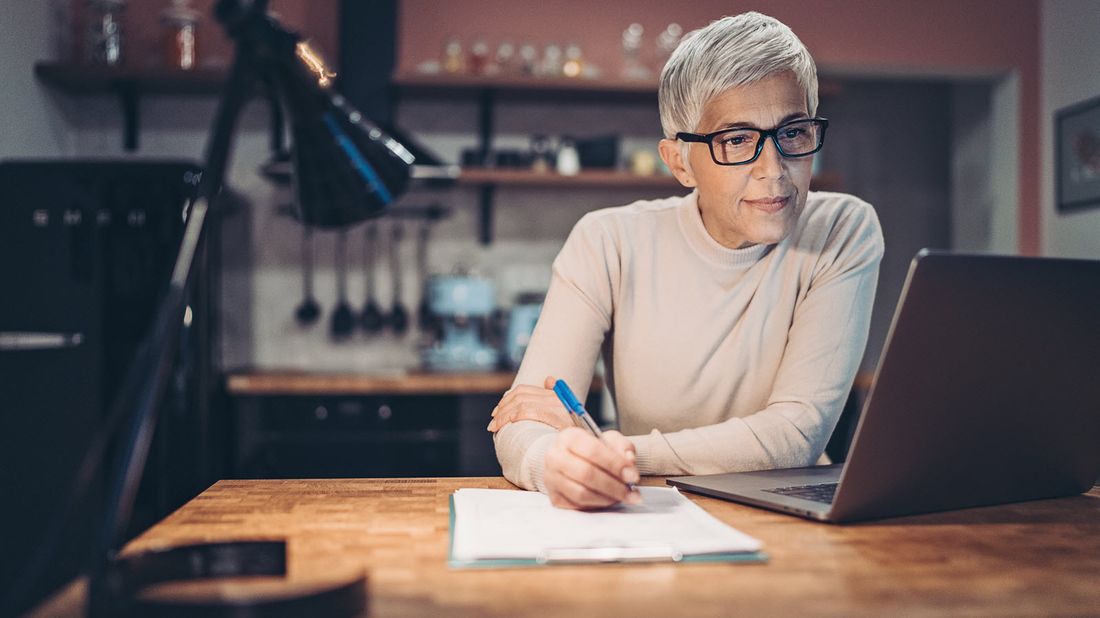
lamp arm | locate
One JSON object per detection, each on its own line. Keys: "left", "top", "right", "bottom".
{"left": 0, "top": 45, "right": 259, "bottom": 617}
{"left": 83, "top": 49, "right": 258, "bottom": 616}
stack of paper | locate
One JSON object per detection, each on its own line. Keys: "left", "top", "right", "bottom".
{"left": 449, "top": 486, "right": 764, "bottom": 566}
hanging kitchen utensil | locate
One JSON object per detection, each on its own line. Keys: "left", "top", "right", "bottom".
{"left": 415, "top": 218, "right": 435, "bottom": 332}
{"left": 329, "top": 231, "right": 355, "bottom": 339}
{"left": 294, "top": 226, "right": 321, "bottom": 325}
{"left": 388, "top": 222, "right": 409, "bottom": 335}
{"left": 360, "top": 222, "right": 385, "bottom": 333}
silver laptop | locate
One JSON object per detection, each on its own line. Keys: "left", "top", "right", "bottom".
{"left": 668, "top": 250, "right": 1100, "bottom": 523}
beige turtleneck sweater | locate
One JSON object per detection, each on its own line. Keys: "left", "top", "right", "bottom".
{"left": 493, "top": 190, "right": 884, "bottom": 492}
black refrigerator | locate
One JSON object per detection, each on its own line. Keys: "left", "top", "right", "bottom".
{"left": 0, "top": 160, "right": 206, "bottom": 612}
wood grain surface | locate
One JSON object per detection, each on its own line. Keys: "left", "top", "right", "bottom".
{"left": 105, "top": 477, "right": 1100, "bottom": 617}
{"left": 225, "top": 372, "right": 605, "bottom": 396}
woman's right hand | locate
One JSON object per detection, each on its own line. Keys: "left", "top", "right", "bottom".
{"left": 544, "top": 427, "right": 641, "bottom": 510}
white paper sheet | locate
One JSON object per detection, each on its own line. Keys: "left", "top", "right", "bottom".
{"left": 451, "top": 486, "right": 762, "bottom": 562}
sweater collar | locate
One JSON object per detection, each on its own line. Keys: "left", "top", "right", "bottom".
{"left": 676, "top": 190, "right": 771, "bottom": 268}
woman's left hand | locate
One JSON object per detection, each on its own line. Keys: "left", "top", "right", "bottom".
{"left": 487, "top": 375, "right": 575, "bottom": 432}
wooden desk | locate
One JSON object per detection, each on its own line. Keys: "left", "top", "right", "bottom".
{"left": 42, "top": 477, "right": 1100, "bottom": 616}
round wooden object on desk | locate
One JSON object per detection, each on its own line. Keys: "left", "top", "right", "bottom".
{"left": 134, "top": 571, "right": 367, "bottom": 616}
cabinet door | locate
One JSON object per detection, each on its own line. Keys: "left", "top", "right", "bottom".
{"left": 233, "top": 394, "right": 470, "bottom": 478}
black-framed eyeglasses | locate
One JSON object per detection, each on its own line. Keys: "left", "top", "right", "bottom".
{"left": 676, "top": 117, "right": 829, "bottom": 166}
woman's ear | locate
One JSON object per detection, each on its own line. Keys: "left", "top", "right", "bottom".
{"left": 658, "top": 138, "right": 696, "bottom": 188}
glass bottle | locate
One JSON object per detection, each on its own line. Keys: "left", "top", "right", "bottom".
{"left": 530, "top": 134, "right": 553, "bottom": 173}
{"left": 494, "top": 42, "right": 515, "bottom": 75}
{"left": 620, "top": 22, "right": 650, "bottom": 80}
{"left": 655, "top": 23, "right": 682, "bottom": 71}
{"left": 562, "top": 43, "right": 584, "bottom": 78}
{"left": 556, "top": 137, "right": 580, "bottom": 176}
{"left": 85, "top": 0, "right": 126, "bottom": 66}
{"left": 161, "top": 0, "right": 200, "bottom": 70}
{"left": 442, "top": 36, "right": 465, "bottom": 74}
{"left": 469, "top": 38, "right": 490, "bottom": 75}
{"left": 541, "top": 44, "right": 563, "bottom": 78}
{"left": 519, "top": 43, "right": 538, "bottom": 76}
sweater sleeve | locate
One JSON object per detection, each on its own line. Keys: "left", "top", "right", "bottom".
{"left": 629, "top": 202, "right": 885, "bottom": 475}
{"left": 493, "top": 213, "right": 618, "bottom": 490}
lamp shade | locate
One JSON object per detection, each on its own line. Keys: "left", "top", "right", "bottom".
{"left": 222, "top": 0, "right": 416, "bottom": 227}
{"left": 279, "top": 44, "right": 415, "bottom": 227}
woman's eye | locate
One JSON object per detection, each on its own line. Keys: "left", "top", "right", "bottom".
{"left": 720, "top": 135, "right": 750, "bottom": 146}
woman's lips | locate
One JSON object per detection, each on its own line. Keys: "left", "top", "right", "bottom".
{"left": 743, "top": 196, "right": 790, "bottom": 213}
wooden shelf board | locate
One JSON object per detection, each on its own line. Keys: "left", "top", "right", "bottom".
{"left": 457, "top": 167, "right": 680, "bottom": 188}
{"left": 34, "top": 62, "right": 228, "bottom": 95}
{"left": 459, "top": 167, "right": 842, "bottom": 191}
{"left": 392, "top": 70, "right": 658, "bottom": 100}
{"left": 393, "top": 70, "right": 844, "bottom": 99}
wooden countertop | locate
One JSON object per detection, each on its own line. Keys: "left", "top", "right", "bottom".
{"left": 224, "top": 371, "right": 604, "bottom": 396}
{"left": 36, "top": 477, "right": 1100, "bottom": 616}
{"left": 226, "top": 371, "right": 516, "bottom": 396}
{"left": 226, "top": 370, "right": 864, "bottom": 397}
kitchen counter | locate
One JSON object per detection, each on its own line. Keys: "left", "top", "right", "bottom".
{"left": 224, "top": 371, "right": 604, "bottom": 396}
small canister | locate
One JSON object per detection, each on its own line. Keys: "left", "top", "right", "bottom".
{"left": 85, "top": 0, "right": 126, "bottom": 66}
{"left": 161, "top": 0, "right": 200, "bottom": 70}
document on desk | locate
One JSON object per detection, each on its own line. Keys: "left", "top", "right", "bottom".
{"left": 449, "top": 486, "right": 765, "bottom": 567}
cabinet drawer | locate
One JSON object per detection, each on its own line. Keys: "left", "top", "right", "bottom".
{"left": 243, "top": 395, "right": 461, "bottom": 432}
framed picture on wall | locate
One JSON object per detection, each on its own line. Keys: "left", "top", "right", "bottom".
{"left": 1056, "top": 94, "right": 1100, "bottom": 212}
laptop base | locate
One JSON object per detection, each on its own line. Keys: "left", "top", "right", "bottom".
{"left": 669, "top": 464, "right": 841, "bottom": 522}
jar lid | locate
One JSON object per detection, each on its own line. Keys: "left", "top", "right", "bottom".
{"left": 161, "top": 0, "right": 200, "bottom": 24}
{"left": 162, "top": 8, "right": 200, "bottom": 24}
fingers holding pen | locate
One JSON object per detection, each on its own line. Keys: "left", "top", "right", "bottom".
{"left": 599, "top": 430, "right": 641, "bottom": 487}
{"left": 545, "top": 428, "right": 641, "bottom": 508}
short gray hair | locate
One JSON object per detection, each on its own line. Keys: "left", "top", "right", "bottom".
{"left": 658, "top": 12, "right": 819, "bottom": 139}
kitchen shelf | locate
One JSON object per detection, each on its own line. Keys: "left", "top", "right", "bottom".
{"left": 35, "top": 62, "right": 233, "bottom": 151}
{"left": 457, "top": 167, "right": 679, "bottom": 188}
{"left": 34, "top": 62, "right": 228, "bottom": 95}
{"left": 392, "top": 70, "right": 658, "bottom": 101}
{"left": 396, "top": 70, "right": 845, "bottom": 244}
{"left": 392, "top": 70, "right": 843, "bottom": 100}
{"left": 458, "top": 167, "right": 843, "bottom": 191}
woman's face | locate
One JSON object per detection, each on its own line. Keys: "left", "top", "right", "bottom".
{"left": 660, "top": 71, "right": 815, "bottom": 249}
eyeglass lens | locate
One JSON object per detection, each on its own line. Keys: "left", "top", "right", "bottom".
{"left": 712, "top": 120, "right": 823, "bottom": 164}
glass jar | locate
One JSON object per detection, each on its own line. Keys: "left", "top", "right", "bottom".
{"left": 85, "top": 0, "right": 126, "bottom": 66}
{"left": 442, "top": 36, "right": 465, "bottom": 74}
{"left": 162, "top": 0, "right": 200, "bottom": 71}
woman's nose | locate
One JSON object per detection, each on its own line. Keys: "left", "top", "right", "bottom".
{"left": 752, "top": 136, "right": 786, "bottom": 179}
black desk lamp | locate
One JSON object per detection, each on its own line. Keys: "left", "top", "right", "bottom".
{"left": 3, "top": 1, "right": 413, "bottom": 614}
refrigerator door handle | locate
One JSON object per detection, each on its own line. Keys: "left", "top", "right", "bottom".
{"left": 0, "top": 331, "right": 85, "bottom": 351}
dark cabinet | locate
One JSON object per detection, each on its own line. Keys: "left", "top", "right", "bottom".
{"left": 230, "top": 393, "right": 503, "bottom": 478}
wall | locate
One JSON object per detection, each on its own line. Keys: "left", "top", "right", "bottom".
{"left": 0, "top": 0, "right": 71, "bottom": 157}
{"left": 821, "top": 80, "right": 951, "bottom": 370}
{"left": 1040, "top": 0, "right": 1100, "bottom": 258}
{"left": 6, "top": 2, "right": 1054, "bottom": 375}
{"left": 398, "top": 0, "right": 1042, "bottom": 254}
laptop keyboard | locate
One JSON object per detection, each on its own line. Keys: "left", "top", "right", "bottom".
{"left": 763, "top": 482, "right": 838, "bottom": 504}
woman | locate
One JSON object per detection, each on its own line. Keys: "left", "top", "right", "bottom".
{"left": 488, "top": 12, "right": 883, "bottom": 510}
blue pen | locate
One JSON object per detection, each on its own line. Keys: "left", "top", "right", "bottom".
{"left": 553, "top": 379, "right": 638, "bottom": 493}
